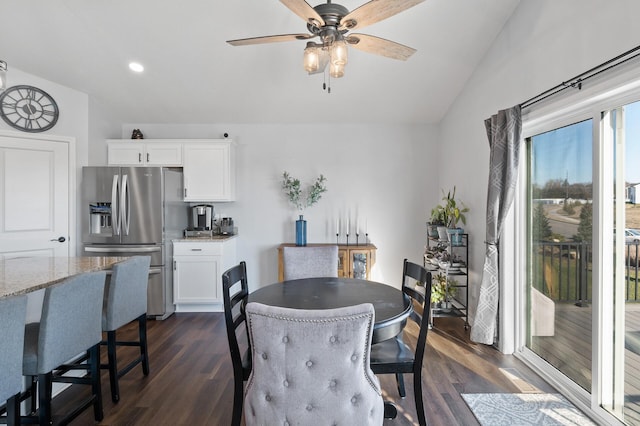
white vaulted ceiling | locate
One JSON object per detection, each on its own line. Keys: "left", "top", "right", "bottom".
{"left": 0, "top": 0, "right": 520, "bottom": 124}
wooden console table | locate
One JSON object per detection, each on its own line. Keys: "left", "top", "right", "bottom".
{"left": 277, "top": 243, "right": 377, "bottom": 281}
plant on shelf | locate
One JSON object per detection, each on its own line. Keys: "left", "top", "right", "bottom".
{"left": 430, "top": 273, "right": 458, "bottom": 306}
{"left": 440, "top": 186, "right": 469, "bottom": 228}
{"left": 429, "top": 187, "right": 469, "bottom": 243}
{"left": 281, "top": 171, "right": 327, "bottom": 211}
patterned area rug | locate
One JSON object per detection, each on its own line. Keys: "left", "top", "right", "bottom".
{"left": 462, "top": 393, "right": 597, "bottom": 425}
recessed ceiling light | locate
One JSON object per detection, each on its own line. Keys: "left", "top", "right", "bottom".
{"left": 129, "top": 62, "right": 144, "bottom": 73}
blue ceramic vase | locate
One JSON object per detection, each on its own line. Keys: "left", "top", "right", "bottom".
{"left": 296, "top": 215, "right": 307, "bottom": 246}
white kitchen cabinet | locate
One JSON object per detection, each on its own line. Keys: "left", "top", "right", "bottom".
{"left": 183, "top": 141, "right": 235, "bottom": 201}
{"left": 172, "top": 238, "right": 237, "bottom": 312}
{"left": 107, "top": 140, "right": 183, "bottom": 166}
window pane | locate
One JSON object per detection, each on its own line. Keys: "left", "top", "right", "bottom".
{"left": 527, "top": 119, "right": 593, "bottom": 392}
{"left": 615, "top": 100, "right": 640, "bottom": 424}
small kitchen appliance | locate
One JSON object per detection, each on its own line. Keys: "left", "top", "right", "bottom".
{"left": 191, "top": 205, "right": 213, "bottom": 230}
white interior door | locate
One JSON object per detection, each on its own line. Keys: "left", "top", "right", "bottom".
{"left": 0, "top": 132, "right": 72, "bottom": 259}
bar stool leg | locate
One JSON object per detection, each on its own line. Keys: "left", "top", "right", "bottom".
{"left": 6, "top": 394, "right": 20, "bottom": 426}
{"left": 28, "top": 376, "right": 37, "bottom": 414}
{"left": 89, "top": 344, "right": 104, "bottom": 421}
{"left": 38, "top": 373, "right": 53, "bottom": 426}
{"left": 106, "top": 330, "right": 119, "bottom": 403}
{"left": 139, "top": 314, "right": 150, "bottom": 376}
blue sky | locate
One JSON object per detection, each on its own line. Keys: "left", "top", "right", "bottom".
{"left": 625, "top": 100, "right": 640, "bottom": 182}
{"left": 531, "top": 100, "right": 640, "bottom": 184}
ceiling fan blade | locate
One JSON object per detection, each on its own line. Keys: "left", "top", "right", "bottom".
{"left": 280, "top": 0, "right": 325, "bottom": 28}
{"left": 346, "top": 33, "right": 416, "bottom": 61}
{"left": 227, "top": 33, "right": 315, "bottom": 46}
{"left": 339, "top": 0, "right": 425, "bottom": 31}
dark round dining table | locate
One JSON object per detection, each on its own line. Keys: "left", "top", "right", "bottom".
{"left": 247, "top": 277, "right": 412, "bottom": 344}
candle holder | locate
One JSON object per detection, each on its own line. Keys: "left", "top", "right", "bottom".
{"left": 365, "top": 233, "right": 369, "bottom": 244}
{"left": 346, "top": 233, "right": 349, "bottom": 246}
{"left": 356, "top": 233, "right": 360, "bottom": 246}
{"left": 336, "top": 233, "right": 339, "bottom": 245}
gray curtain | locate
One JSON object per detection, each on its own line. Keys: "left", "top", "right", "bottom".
{"left": 470, "top": 105, "right": 522, "bottom": 345}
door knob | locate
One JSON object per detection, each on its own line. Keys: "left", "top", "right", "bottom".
{"left": 51, "top": 236, "right": 66, "bottom": 243}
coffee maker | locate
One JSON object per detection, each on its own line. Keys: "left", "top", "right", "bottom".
{"left": 191, "top": 205, "right": 213, "bottom": 230}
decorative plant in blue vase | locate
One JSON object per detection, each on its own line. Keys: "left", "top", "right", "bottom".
{"left": 281, "top": 172, "right": 327, "bottom": 246}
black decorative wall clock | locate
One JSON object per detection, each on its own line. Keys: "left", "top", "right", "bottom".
{"left": 0, "top": 85, "right": 59, "bottom": 132}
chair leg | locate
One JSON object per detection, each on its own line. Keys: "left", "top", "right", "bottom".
{"left": 5, "top": 393, "right": 20, "bottom": 426}
{"left": 138, "top": 314, "right": 150, "bottom": 376}
{"left": 413, "top": 372, "right": 427, "bottom": 426}
{"left": 107, "top": 330, "right": 120, "bottom": 403}
{"left": 89, "top": 343, "right": 104, "bottom": 422}
{"left": 28, "top": 376, "right": 37, "bottom": 414}
{"left": 231, "top": 376, "right": 243, "bottom": 426}
{"left": 38, "top": 373, "right": 53, "bottom": 426}
{"left": 395, "top": 373, "right": 406, "bottom": 398}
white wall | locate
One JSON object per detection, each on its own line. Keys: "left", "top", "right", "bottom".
{"left": 90, "top": 123, "right": 439, "bottom": 289}
{"left": 438, "top": 0, "right": 640, "bottom": 325}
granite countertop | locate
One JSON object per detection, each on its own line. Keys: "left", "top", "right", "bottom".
{"left": 0, "top": 256, "right": 127, "bottom": 299}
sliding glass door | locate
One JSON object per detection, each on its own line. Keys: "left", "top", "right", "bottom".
{"left": 526, "top": 119, "right": 593, "bottom": 391}
{"left": 522, "top": 98, "right": 640, "bottom": 425}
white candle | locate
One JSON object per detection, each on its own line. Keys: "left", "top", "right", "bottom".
{"left": 365, "top": 218, "right": 368, "bottom": 234}
{"left": 336, "top": 218, "right": 339, "bottom": 234}
{"left": 347, "top": 216, "right": 350, "bottom": 234}
{"left": 356, "top": 217, "right": 360, "bottom": 235}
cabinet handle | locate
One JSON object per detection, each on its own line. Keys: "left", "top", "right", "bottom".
{"left": 147, "top": 153, "right": 150, "bottom": 162}
{"left": 173, "top": 260, "right": 176, "bottom": 270}
{"left": 184, "top": 188, "right": 187, "bottom": 198}
{"left": 138, "top": 153, "right": 142, "bottom": 163}
{"left": 191, "top": 248, "right": 203, "bottom": 251}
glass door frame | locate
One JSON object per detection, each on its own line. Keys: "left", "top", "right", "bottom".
{"left": 507, "top": 74, "right": 640, "bottom": 425}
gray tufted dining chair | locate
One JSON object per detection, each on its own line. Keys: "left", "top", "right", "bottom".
{"left": 0, "top": 295, "right": 27, "bottom": 426}
{"left": 282, "top": 245, "right": 339, "bottom": 280}
{"left": 243, "top": 302, "right": 384, "bottom": 426}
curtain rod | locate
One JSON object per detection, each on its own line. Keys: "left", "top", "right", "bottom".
{"left": 520, "top": 44, "right": 640, "bottom": 110}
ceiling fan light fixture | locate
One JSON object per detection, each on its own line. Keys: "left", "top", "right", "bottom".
{"left": 303, "top": 43, "right": 320, "bottom": 73}
{"left": 330, "top": 40, "right": 348, "bottom": 66}
{"left": 330, "top": 61, "right": 345, "bottom": 79}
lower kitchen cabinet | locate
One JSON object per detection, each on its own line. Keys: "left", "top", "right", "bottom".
{"left": 172, "top": 238, "right": 237, "bottom": 312}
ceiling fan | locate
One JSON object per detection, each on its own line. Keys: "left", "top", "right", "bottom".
{"left": 227, "top": 0, "right": 424, "bottom": 86}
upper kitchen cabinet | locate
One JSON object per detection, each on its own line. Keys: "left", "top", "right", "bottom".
{"left": 183, "top": 140, "right": 235, "bottom": 202}
{"left": 107, "top": 140, "right": 183, "bottom": 166}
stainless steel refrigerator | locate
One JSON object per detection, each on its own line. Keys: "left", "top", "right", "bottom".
{"left": 81, "top": 166, "right": 188, "bottom": 319}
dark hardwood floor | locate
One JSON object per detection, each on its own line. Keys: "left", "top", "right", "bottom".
{"left": 52, "top": 313, "right": 556, "bottom": 425}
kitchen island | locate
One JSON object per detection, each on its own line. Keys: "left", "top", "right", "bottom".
{"left": 0, "top": 256, "right": 126, "bottom": 299}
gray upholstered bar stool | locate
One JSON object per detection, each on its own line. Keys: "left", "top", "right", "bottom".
{"left": 22, "top": 270, "right": 106, "bottom": 426}
{"left": 0, "top": 295, "right": 27, "bottom": 426}
{"left": 101, "top": 256, "right": 151, "bottom": 403}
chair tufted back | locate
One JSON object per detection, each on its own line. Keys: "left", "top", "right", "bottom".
{"left": 244, "top": 302, "right": 383, "bottom": 426}
{"left": 282, "top": 245, "right": 339, "bottom": 280}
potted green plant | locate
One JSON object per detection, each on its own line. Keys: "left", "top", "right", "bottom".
{"left": 281, "top": 172, "right": 327, "bottom": 246}
{"left": 441, "top": 187, "right": 469, "bottom": 245}
{"left": 427, "top": 205, "right": 446, "bottom": 238}
{"left": 429, "top": 187, "right": 468, "bottom": 242}
{"left": 431, "top": 274, "right": 458, "bottom": 310}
